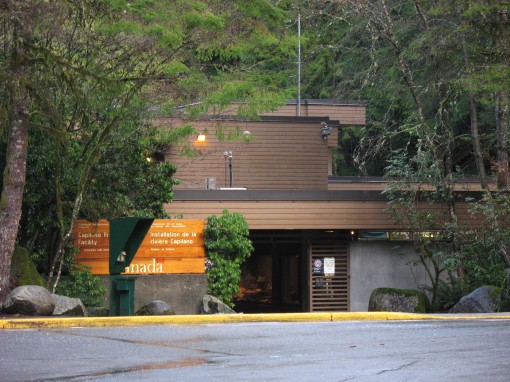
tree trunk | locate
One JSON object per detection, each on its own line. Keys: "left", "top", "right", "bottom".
{"left": 0, "top": 73, "right": 30, "bottom": 302}
{"left": 495, "top": 91, "right": 509, "bottom": 191}
{"left": 0, "top": 1, "right": 34, "bottom": 301}
{"left": 456, "top": 4, "right": 489, "bottom": 190}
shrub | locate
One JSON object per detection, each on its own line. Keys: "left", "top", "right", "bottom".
{"left": 204, "top": 210, "right": 253, "bottom": 308}
{"left": 54, "top": 263, "right": 106, "bottom": 307}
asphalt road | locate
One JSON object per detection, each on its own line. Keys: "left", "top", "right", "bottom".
{"left": 1, "top": 319, "right": 509, "bottom": 382}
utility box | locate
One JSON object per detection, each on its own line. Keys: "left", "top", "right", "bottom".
{"left": 109, "top": 217, "right": 154, "bottom": 316}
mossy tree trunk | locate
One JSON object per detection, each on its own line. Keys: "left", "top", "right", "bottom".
{"left": 0, "top": 0, "right": 34, "bottom": 301}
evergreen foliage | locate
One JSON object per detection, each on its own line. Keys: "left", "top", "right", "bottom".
{"left": 0, "top": 0, "right": 294, "bottom": 299}
{"left": 204, "top": 210, "right": 254, "bottom": 308}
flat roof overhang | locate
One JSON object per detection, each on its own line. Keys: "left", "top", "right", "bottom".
{"left": 167, "top": 190, "right": 481, "bottom": 231}
{"left": 172, "top": 189, "right": 481, "bottom": 202}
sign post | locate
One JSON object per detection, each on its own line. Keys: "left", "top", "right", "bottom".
{"left": 109, "top": 218, "right": 154, "bottom": 316}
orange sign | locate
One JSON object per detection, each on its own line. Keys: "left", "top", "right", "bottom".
{"left": 73, "top": 220, "right": 205, "bottom": 275}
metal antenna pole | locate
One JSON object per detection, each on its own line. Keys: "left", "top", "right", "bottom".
{"left": 224, "top": 151, "right": 233, "bottom": 188}
{"left": 224, "top": 156, "right": 227, "bottom": 187}
{"left": 229, "top": 152, "right": 233, "bottom": 188}
{"left": 298, "top": 13, "right": 301, "bottom": 117}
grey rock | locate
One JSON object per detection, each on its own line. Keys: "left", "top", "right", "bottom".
{"left": 52, "top": 294, "right": 87, "bottom": 316}
{"left": 449, "top": 285, "right": 500, "bottom": 314}
{"left": 499, "top": 269, "right": 510, "bottom": 312}
{"left": 136, "top": 300, "right": 175, "bottom": 316}
{"left": 368, "top": 287, "right": 429, "bottom": 313}
{"left": 2, "top": 285, "right": 55, "bottom": 316}
{"left": 87, "top": 307, "right": 110, "bottom": 317}
{"left": 201, "top": 295, "right": 236, "bottom": 314}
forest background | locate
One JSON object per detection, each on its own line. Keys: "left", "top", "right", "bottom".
{"left": 0, "top": 0, "right": 509, "bottom": 311}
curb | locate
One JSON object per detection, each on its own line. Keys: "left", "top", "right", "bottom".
{"left": 1, "top": 312, "right": 510, "bottom": 330}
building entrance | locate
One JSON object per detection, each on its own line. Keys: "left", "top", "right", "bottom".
{"left": 234, "top": 230, "right": 351, "bottom": 313}
{"left": 234, "top": 232, "right": 304, "bottom": 313}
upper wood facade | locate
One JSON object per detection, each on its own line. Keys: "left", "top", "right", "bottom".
{"left": 160, "top": 100, "right": 482, "bottom": 231}
{"left": 158, "top": 99, "right": 366, "bottom": 191}
{"left": 261, "top": 100, "right": 366, "bottom": 125}
{"left": 161, "top": 118, "right": 335, "bottom": 190}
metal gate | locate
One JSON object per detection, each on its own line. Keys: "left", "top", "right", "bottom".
{"left": 309, "top": 239, "right": 349, "bottom": 311}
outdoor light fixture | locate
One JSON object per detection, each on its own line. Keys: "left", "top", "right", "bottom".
{"left": 197, "top": 133, "right": 206, "bottom": 142}
{"left": 320, "top": 122, "right": 331, "bottom": 140}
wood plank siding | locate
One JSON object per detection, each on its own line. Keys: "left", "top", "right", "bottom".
{"left": 165, "top": 196, "right": 479, "bottom": 231}
{"left": 162, "top": 119, "right": 332, "bottom": 190}
{"left": 261, "top": 101, "right": 366, "bottom": 126}
{"left": 157, "top": 100, "right": 482, "bottom": 234}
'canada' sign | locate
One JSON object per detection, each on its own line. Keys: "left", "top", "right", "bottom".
{"left": 73, "top": 220, "right": 205, "bottom": 275}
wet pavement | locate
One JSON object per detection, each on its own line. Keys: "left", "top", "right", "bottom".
{"left": 1, "top": 318, "right": 510, "bottom": 381}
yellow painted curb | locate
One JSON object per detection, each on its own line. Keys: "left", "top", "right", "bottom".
{"left": 331, "top": 312, "right": 430, "bottom": 321}
{"left": 1, "top": 312, "right": 509, "bottom": 330}
{"left": 331, "top": 312, "right": 510, "bottom": 321}
{"left": 425, "top": 314, "right": 510, "bottom": 321}
{"left": 0, "top": 312, "right": 332, "bottom": 330}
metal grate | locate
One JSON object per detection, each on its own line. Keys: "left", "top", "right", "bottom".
{"left": 309, "top": 240, "right": 349, "bottom": 311}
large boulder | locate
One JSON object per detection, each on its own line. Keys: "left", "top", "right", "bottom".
{"left": 499, "top": 269, "right": 510, "bottom": 312}
{"left": 87, "top": 307, "right": 110, "bottom": 317}
{"left": 52, "top": 294, "right": 87, "bottom": 316}
{"left": 2, "top": 285, "right": 55, "bottom": 316}
{"left": 368, "top": 287, "right": 429, "bottom": 313}
{"left": 449, "top": 285, "right": 500, "bottom": 314}
{"left": 136, "top": 300, "right": 175, "bottom": 316}
{"left": 201, "top": 295, "right": 236, "bottom": 314}
{"left": 10, "top": 246, "right": 44, "bottom": 288}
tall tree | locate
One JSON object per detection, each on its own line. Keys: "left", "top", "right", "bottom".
{"left": 292, "top": 0, "right": 510, "bottom": 277}
{"left": 0, "top": 0, "right": 37, "bottom": 301}
{"left": 0, "top": 0, "right": 294, "bottom": 300}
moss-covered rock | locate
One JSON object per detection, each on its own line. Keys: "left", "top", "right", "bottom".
{"left": 87, "top": 306, "right": 109, "bottom": 317}
{"left": 368, "top": 287, "right": 430, "bottom": 313}
{"left": 498, "top": 269, "right": 510, "bottom": 312}
{"left": 449, "top": 285, "right": 501, "bottom": 313}
{"left": 136, "top": 300, "right": 175, "bottom": 316}
{"left": 10, "top": 246, "right": 44, "bottom": 288}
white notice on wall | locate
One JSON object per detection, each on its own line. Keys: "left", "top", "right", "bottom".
{"left": 324, "top": 257, "right": 335, "bottom": 276}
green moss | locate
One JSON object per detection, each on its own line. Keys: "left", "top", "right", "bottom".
{"left": 376, "top": 287, "right": 420, "bottom": 297}
{"left": 499, "top": 269, "right": 510, "bottom": 312}
{"left": 489, "top": 285, "right": 501, "bottom": 300}
{"left": 372, "top": 287, "right": 430, "bottom": 313}
{"left": 10, "top": 245, "right": 44, "bottom": 287}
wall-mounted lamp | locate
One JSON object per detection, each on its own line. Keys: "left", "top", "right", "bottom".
{"left": 196, "top": 133, "right": 206, "bottom": 142}
{"left": 320, "top": 122, "right": 331, "bottom": 140}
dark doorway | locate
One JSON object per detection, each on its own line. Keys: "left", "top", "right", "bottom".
{"left": 234, "top": 231, "right": 304, "bottom": 313}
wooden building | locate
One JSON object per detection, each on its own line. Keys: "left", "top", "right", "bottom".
{"left": 160, "top": 100, "right": 480, "bottom": 312}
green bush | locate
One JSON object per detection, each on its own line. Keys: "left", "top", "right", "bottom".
{"left": 54, "top": 264, "right": 106, "bottom": 307}
{"left": 204, "top": 210, "right": 253, "bottom": 308}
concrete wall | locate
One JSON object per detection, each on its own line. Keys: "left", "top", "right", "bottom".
{"left": 101, "top": 274, "right": 208, "bottom": 315}
{"left": 349, "top": 241, "right": 431, "bottom": 311}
